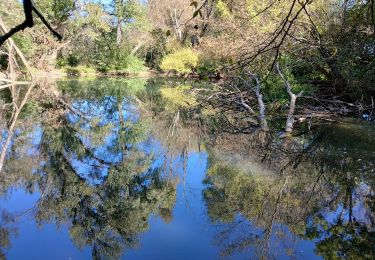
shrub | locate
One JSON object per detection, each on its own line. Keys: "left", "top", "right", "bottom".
{"left": 160, "top": 48, "right": 198, "bottom": 74}
{"left": 96, "top": 49, "right": 146, "bottom": 73}
{"left": 197, "top": 56, "right": 221, "bottom": 77}
{"left": 57, "top": 54, "right": 80, "bottom": 67}
{"left": 124, "top": 55, "right": 147, "bottom": 73}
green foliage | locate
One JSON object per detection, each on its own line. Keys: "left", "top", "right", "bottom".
{"left": 263, "top": 74, "right": 312, "bottom": 104}
{"left": 256, "top": 55, "right": 315, "bottom": 106}
{"left": 94, "top": 45, "right": 146, "bottom": 73}
{"left": 160, "top": 48, "right": 199, "bottom": 74}
{"left": 216, "top": 0, "right": 231, "bottom": 18}
{"left": 146, "top": 29, "right": 168, "bottom": 69}
{"left": 123, "top": 54, "right": 147, "bottom": 73}
{"left": 57, "top": 54, "right": 80, "bottom": 67}
{"left": 123, "top": 1, "right": 151, "bottom": 32}
{"left": 196, "top": 56, "right": 220, "bottom": 77}
{"left": 12, "top": 34, "right": 34, "bottom": 56}
{"left": 34, "top": 0, "right": 75, "bottom": 23}
{"left": 80, "top": 3, "right": 111, "bottom": 34}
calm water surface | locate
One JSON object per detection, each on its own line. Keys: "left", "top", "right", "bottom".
{"left": 0, "top": 78, "right": 374, "bottom": 259}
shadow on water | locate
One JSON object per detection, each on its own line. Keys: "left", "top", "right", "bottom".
{"left": 0, "top": 77, "right": 374, "bottom": 259}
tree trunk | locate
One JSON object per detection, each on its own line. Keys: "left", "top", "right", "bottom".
{"left": 253, "top": 78, "right": 268, "bottom": 130}
{"left": 285, "top": 94, "right": 297, "bottom": 133}
{"left": 276, "top": 63, "right": 302, "bottom": 133}
{"left": 257, "top": 91, "right": 268, "bottom": 130}
{"left": 244, "top": 72, "right": 269, "bottom": 130}
{"left": 116, "top": 18, "right": 123, "bottom": 45}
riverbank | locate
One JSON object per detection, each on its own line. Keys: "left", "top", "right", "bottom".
{"left": 2, "top": 70, "right": 373, "bottom": 129}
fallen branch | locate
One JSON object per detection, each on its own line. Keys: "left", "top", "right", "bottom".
{"left": 0, "top": 78, "right": 30, "bottom": 85}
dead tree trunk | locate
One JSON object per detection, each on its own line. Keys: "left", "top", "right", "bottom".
{"left": 249, "top": 73, "right": 269, "bottom": 130}
{"left": 276, "top": 63, "right": 303, "bottom": 133}
{"left": 285, "top": 93, "right": 297, "bottom": 133}
{"left": 255, "top": 81, "right": 268, "bottom": 130}
{"left": 239, "top": 72, "right": 269, "bottom": 130}
{"left": 169, "top": 8, "right": 184, "bottom": 42}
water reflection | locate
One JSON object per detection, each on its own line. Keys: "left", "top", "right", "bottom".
{"left": 0, "top": 78, "right": 374, "bottom": 259}
{"left": 203, "top": 125, "right": 375, "bottom": 259}
{"left": 0, "top": 79, "right": 178, "bottom": 258}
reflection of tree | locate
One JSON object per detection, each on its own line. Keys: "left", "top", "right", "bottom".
{"left": 0, "top": 83, "right": 35, "bottom": 172}
{"left": 203, "top": 124, "right": 375, "bottom": 259}
{"left": 0, "top": 210, "right": 18, "bottom": 260}
{"left": 31, "top": 82, "right": 177, "bottom": 259}
{"left": 308, "top": 215, "right": 375, "bottom": 259}
{"left": 203, "top": 161, "right": 306, "bottom": 258}
{"left": 0, "top": 78, "right": 183, "bottom": 258}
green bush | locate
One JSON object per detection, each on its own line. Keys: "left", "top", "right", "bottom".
{"left": 160, "top": 48, "right": 199, "bottom": 74}
{"left": 57, "top": 54, "right": 80, "bottom": 67}
{"left": 124, "top": 55, "right": 147, "bottom": 73}
{"left": 196, "top": 56, "right": 221, "bottom": 77}
{"left": 67, "top": 55, "right": 79, "bottom": 67}
{"left": 96, "top": 47, "right": 146, "bottom": 73}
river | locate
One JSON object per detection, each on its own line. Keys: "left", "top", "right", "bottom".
{"left": 0, "top": 78, "right": 374, "bottom": 259}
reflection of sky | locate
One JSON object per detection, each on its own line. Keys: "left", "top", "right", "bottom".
{"left": 65, "top": 96, "right": 140, "bottom": 184}
{"left": 0, "top": 129, "right": 21, "bottom": 154}
{"left": 1, "top": 126, "right": 42, "bottom": 161}
{"left": 27, "top": 125, "right": 43, "bottom": 156}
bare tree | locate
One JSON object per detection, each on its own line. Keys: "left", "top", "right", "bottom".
{"left": 275, "top": 63, "right": 303, "bottom": 133}
{"left": 239, "top": 72, "right": 269, "bottom": 130}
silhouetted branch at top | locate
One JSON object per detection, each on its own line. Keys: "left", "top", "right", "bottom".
{"left": 235, "top": 0, "right": 312, "bottom": 72}
{"left": 0, "top": 0, "right": 62, "bottom": 47}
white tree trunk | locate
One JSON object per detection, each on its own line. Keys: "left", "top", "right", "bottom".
{"left": 286, "top": 94, "right": 297, "bottom": 133}
{"left": 275, "top": 63, "right": 302, "bottom": 133}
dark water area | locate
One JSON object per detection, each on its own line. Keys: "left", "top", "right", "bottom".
{"left": 0, "top": 78, "right": 374, "bottom": 259}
